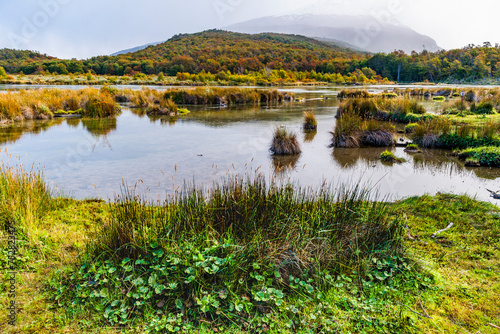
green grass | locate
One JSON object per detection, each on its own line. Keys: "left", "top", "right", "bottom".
{"left": 404, "top": 144, "right": 422, "bottom": 153}
{"left": 1, "top": 166, "right": 500, "bottom": 333}
{"left": 457, "top": 146, "right": 500, "bottom": 167}
{"left": 380, "top": 150, "right": 406, "bottom": 163}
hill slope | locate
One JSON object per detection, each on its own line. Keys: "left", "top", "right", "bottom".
{"left": 225, "top": 14, "right": 441, "bottom": 54}
{"left": 0, "top": 49, "right": 55, "bottom": 73}
{"left": 102, "top": 29, "right": 365, "bottom": 75}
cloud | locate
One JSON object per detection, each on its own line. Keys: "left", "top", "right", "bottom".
{"left": 0, "top": 0, "right": 498, "bottom": 58}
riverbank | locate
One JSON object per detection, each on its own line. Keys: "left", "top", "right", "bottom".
{"left": 0, "top": 87, "right": 294, "bottom": 123}
{"left": 0, "top": 166, "right": 498, "bottom": 333}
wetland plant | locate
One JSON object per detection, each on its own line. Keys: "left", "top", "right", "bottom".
{"left": 302, "top": 111, "right": 317, "bottom": 130}
{"left": 270, "top": 127, "right": 301, "bottom": 155}
{"left": 332, "top": 111, "right": 395, "bottom": 148}
{"left": 380, "top": 150, "right": 406, "bottom": 163}
{"left": 404, "top": 143, "right": 422, "bottom": 153}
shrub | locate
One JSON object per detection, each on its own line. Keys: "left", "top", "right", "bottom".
{"left": 270, "top": 127, "right": 301, "bottom": 155}
{"left": 0, "top": 66, "right": 6, "bottom": 78}
{"left": 433, "top": 96, "right": 446, "bottom": 102}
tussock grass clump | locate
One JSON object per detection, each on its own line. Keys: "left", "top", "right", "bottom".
{"left": 337, "top": 89, "right": 373, "bottom": 99}
{"left": 80, "top": 89, "right": 119, "bottom": 118}
{"left": 381, "top": 150, "right": 405, "bottom": 163}
{"left": 470, "top": 101, "right": 496, "bottom": 115}
{"left": 458, "top": 146, "right": 500, "bottom": 167}
{"left": 337, "top": 97, "right": 428, "bottom": 123}
{"left": 270, "top": 127, "right": 301, "bottom": 155}
{"left": 163, "top": 87, "right": 292, "bottom": 105}
{"left": 53, "top": 176, "right": 403, "bottom": 331}
{"left": 0, "top": 88, "right": 120, "bottom": 122}
{"left": 0, "top": 158, "right": 52, "bottom": 240}
{"left": 404, "top": 143, "right": 422, "bottom": 153}
{"left": 412, "top": 118, "right": 452, "bottom": 148}
{"left": 302, "top": 111, "right": 317, "bottom": 130}
{"left": 332, "top": 111, "right": 395, "bottom": 148}
{"left": 412, "top": 116, "right": 500, "bottom": 149}
{"left": 129, "top": 88, "right": 178, "bottom": 116}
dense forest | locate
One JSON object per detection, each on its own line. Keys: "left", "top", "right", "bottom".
{"left": 0, "top": 31, "right": 365, "bottom": 77}
{"left": 1, "top": 30, "right": 500, "bottom": 83}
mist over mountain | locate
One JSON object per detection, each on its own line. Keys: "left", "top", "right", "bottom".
{"left": 225, "top": 14, "right": 441, "bottom": 54}
{"left": 110, "top": 42, "right": 164, "bottom": 56}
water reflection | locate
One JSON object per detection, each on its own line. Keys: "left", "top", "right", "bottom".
{"left": 0, "top": 118, "right": 64, "bottom": 144}
{"left": 303, "top": 130, "right": 317, "bottom": 143}
{"left": 81, "top": 118, "right": 117, "bottom": 138}
{"left": 272, "top": 154, "right": 301, "bottom": 174}
{"left": 1, "top": 85, "right": 500, "bottom": 202}
{"left": 332, "top": 147, "right": 387, "bottom": 168}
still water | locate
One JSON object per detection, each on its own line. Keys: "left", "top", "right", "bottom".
{"left": 1, "top": 86, "right": 500, "bottom": 203}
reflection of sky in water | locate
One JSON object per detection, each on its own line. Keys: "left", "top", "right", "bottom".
{"left": 1, "top": 86, "right": 500, "bottom": 204}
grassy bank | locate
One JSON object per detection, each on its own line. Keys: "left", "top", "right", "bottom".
{"left": 411, "top": 117, "right": 500, "bottom": 149}
{"left": 0, "top": 166, "right": 499, "bottom": 333}
{"left": 457, "top": 146, "right": 500, "bottom": 167}
{"left": 0, "top": 88, "right": 120, "bottom": 122}
{"left": 0, "top": 165, "right": 499, "bottom": 333}
{"left": 337, "top": 97, "right": 433, "bottom": 123}
{"left": 331, "top": 109, "right": 396, "bottom": 148}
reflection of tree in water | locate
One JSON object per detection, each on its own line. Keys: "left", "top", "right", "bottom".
{"left": 303, "top": 130, "right": 317, "bottom": 143}
{"left": 129, "top": 108, "right": 147, "bottom": 118}
{"left": 0, "top": 119, "right": 64, "bottom": 145}
{"left": 66, "top": 118, "right": 81, "bottom": 128}
{"left": 272, "top": 154, "right": 300, "bottom": 175}
{"left": 81, "top": 118, "right": 117, "bottom": 138}
{"left": 148, "top": 116, "right": 178, "bottom": 127}
{"left": 331, "top": 147, "right": 387, "bottom": 168}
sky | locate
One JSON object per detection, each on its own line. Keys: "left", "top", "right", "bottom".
{"left": 0, "top": 0, "right": 498, "bottom": 59}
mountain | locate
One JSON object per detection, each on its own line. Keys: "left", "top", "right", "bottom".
{"left": 225, "top": 14, "right": 441, "bottom": 54}
{"left": 104, "top": 30, "right": 365, "bottom": 75}
{"left": 110, "top": 42, "right": 163, "bottom": 56}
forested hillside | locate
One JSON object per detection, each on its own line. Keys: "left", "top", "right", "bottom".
{"left": 1, "top": 31, "right": 500, "bottom": 84}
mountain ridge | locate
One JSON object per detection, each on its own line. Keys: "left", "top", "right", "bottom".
{"left": 225, "top": 14, "right": 441, "bottom": 54}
